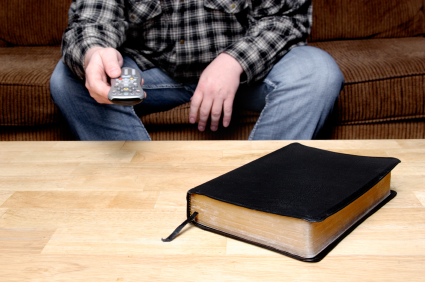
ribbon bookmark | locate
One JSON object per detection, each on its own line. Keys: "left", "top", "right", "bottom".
{"left": 161, "top": 212, "right": 199, "bottom": 242}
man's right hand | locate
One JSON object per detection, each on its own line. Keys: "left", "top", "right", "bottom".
{"left": 84, "top": 47, "right": 124, "bottom": 104}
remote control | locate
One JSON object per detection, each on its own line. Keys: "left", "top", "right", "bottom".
{"left": 108, "top": 67, "right": 145, "bottom": 105}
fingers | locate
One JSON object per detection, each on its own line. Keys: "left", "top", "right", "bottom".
{"left": 84, "top": 47, "right": 123, "bottom": 104}
{"left": 141, "top": 78, "right": 147, "bottom": 99}
{"left": 222, "top": 98, "right": 233, "bottom": 128}
{"left": 85, "top": 62, "right": 111, "bottom": 104}
{"left": 198, "top": 97, "right": 214, "bottom": 132}
{"left": 102, "top": 49, "right": 123, "bottom": 79}
{"left": 189, "top": 88, "right": 234, "bottom": 132}
{"left": 209, "top": 98, "right": 222, "bottom": 131}
{"left": 188, "top": 90, "right": 205, "bottom": 130}
{"left": 208, "top": 93, "right": 233, "bottom": 131}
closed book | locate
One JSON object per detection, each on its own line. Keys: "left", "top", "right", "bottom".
{"left": 184, "top": 143, "right": 400, "bottom": 262}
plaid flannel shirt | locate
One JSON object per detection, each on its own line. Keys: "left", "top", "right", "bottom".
{"left": 62, "top": 0, "right": 312, "bottom": 84}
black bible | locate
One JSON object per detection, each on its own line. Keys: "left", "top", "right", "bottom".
{"left": 165, "top": 143, "right": 400, "bottom": 262}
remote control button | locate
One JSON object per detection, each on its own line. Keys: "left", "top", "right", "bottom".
{"left": 109, "top": 68, "right": 144, "bottom": 105}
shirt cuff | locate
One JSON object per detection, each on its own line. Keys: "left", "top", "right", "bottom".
{"left": 224, "top": 39, "right": 270, "bottom": 84}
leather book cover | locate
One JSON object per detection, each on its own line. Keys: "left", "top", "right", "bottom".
{"left": 186, "top": 143, "right": 400, "bottom": 261}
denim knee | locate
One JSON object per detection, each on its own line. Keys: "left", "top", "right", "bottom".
{"left": 268, "top": 46, "right": 344, "bottom": 98}
{"left": 248, "top": 46, "right": 344, "bottom": 140}
{"left": 298, "top": 46, "right": 345, "bottom": 100}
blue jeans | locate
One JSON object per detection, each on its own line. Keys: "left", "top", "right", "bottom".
{"left": 50, "top": 46, "right": 344, "bottom": 140}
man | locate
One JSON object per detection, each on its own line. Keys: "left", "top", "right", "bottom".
{"left": 50, "top": 0, "right": 344, "bottom": 140}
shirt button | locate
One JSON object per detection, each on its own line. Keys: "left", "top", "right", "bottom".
{"left": 231, "top": 3, "right": 236, "bottom": 9}
{"left": 180, "top": 39, "right": 185, "bottom": 44}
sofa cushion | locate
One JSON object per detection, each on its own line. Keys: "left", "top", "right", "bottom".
{"left": 309, "top": 0, "right": 425, "bottom": 42}
{"left": 331, "top": 120, "right": 425, "bottom": 139}
{"left": 310, "top": 37, "right": 425, "bottom": 124}
{"left": 0, "top": 46, "right": 62, "bottom": 126}
{"left": 0, "top": 0, "right": 71, "bottom": 46}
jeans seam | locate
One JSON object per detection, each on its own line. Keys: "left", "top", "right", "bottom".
{"left": 130, "top": 106, "right": 152, "bottom": 141}
{"left": 262, "top": 78, "right": 276, "bottom": 89}
{"left": 248, "top": 82, "right": 276, "bottom": 140}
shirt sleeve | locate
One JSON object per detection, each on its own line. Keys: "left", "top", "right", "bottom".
{"left": 224, "top": 0, "right": 312, "bottom": 84}
{"left": 61, "top": 0, "right": 128, "bottom": 80}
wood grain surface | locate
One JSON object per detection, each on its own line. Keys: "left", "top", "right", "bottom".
{"left": 0, "top": 140, "right": 424, "bottom": 281}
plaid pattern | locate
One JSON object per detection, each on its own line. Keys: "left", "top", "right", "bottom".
{"left": 62, "top": 0, "right": 312, "bottom": 83}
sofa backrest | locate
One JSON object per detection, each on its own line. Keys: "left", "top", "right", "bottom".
{"left": 0, "top": 0, "right": 72, "bottom": 46}
{"left": 309, "top": 0, "right": 425, "bottom": 42}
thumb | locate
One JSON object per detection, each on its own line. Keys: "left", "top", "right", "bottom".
{"left": 100, "top": 48, "right": 123, "bottom": 79}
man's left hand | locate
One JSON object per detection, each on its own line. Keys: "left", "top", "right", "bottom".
{"left": 189, "top": 53, "right": 244, "bottom": 132}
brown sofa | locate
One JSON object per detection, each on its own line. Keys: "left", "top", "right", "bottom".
{"left": 1, "top": 0, "right": 424, "bottom": 141}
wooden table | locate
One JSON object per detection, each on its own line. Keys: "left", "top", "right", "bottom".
{"left": 0, "top": 140, "right": 424, "bottom": 281}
